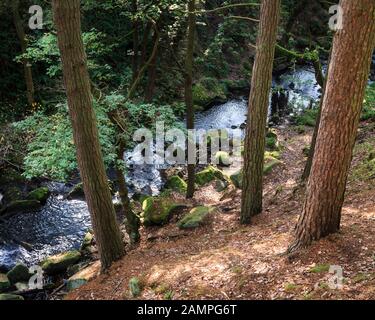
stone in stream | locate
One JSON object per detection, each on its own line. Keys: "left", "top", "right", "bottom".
{"left": 26, "top": 187, "right": 51, "bottom": 205}
{"left": 67, "top": 182, "right": 84, "bottom": 200}
{"left": 0, "top": 274, "right": 11, "bottom": 293}
{"left": 177, "top": 206, "right": 215, "bottom": 229}
{"left": 80, "top": 232, "right": 94, "bottom": 251}
{"left": 0, "top": 200, "right": 41, "bottom": 216}
{"left": 41, "top": 250, "right": 81, "bottom": 275}
{"left": 0, "top": 293, "right": 24, "bottom": 300}
{"left": 6, "top": 263, "right": 31, "bottom": 284}
{"left": 66, "top": 261, "right": 100, "bottom": 292}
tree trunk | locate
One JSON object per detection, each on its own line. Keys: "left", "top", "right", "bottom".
{"left": 185, "top": 0, "right": 196, "bottom": 199}
{"left": 301, "top": 49, "right": 332, "bottom": 181}
{"left": 145, "top": 29, "right": 159, "bottom": 102}
{"left": 11, "top": 0, "right": 35, "bottom": 106}
{"left": 240, "top": 0, "right": 281, "bottom": 223}
{"left": 115, "top": 141, "right": 140, "bottom": 244}
{"left": 289, "top": 0, "right": 375, "bottom": 251}
{"left": 131, "top": 0, "right": 139, "bottom": 83}
{"left": 52, "top": 0, "right": 125, "bottom": 270}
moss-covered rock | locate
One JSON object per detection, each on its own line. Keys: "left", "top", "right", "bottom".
{"left": 264, "top": 158, "right": 282, "bottom": 175}
{"left": 41, "top": 250, "right": 81, "bottom": 275}
{"left": 0, "top": 274, "right": 10, "bottom": 293}
{"left": 67, "top": 182, "right": 84, "bottom": 199}
{"left": 177, "top": 206, "right": 215, "bottom": 229}
{"left": 66, "top": 261, "right": 100, "bottom": 292}
{"left": 192, "top": 77, "right": 228, "bottom": 108}
{"left": 1, "top": 200, "right": 41, "bottom": 215}
{"left": 165, "top": 176, "right": 187, "bottom": 193}
{"left": 230, "top": 155, "right": 283, "bottom": 189}
{"left": 214, "top": 151, "right": 232, "bottom": 167}
{"left": 80, "top": 232, "right": 94, "bottom": 251}
{"left": 265, "top": 129, "right": 279, "bottom": 151}
{"left": 26, "top": 187, "right": 50, "bottom": 204}
{"left": 6, "top": 264, "right": 30, "bottom": 284}
{"left": 0, "top": 293, "right": 24, "bottom": 300}
{"left": 195, "top": 166, "right": 226, "bottom": 186}
{"left": 230, "top": 170, "right": 243, "bottom": 189}
{"left": 142, "top": 197, "right": 186, "bottom": 227}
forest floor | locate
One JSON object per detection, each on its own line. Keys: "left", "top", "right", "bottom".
{"left": 67, "top": 122, "right": 375, "bottom": 300}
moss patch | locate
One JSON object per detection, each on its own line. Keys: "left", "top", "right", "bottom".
{"left": 177, "top": 206, "right": 215, "bottom": 229}
{"left": 195, "top": 166, "right": 226, "bottom": 186}
{"left": 27, "top": 187, "right": 50, "bottom": 204}
{"left": 165, "top": 176, "right": 187, "bottom": 193}
{"left": 41, "top": 250, "right": 81, "bottom": 275}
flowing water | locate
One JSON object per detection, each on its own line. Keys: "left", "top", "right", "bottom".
{"left": 0, "top": 66, "right": 325, "bottom": 270}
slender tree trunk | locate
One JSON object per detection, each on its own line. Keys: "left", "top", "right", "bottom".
{"left": 11, "top": 0, "right": 35, "bottom": 106}
{"left": 185, "top": 0, "right": 196, "bottom": 199}
{"left": 140, "top": 22, "right": 153, "bottom": 67}
{"left": 131, "top": 0, "right": 139, "bottom": 83}
{"left": 52, "top": 0, "right": 124, "bottom": 270}
{"left": 289, "top": 0, "right": 375, "bottom": 251}
{"left": 240, "top": 0, "right": 281, "bottom": 223}
{"left": 301, "top": 53, "right": 330, "bottom": 181}
{"left": 115, "top": 141, "right": 140, "bottom": 244}
{"left": 145, "top": 30, "right": 159, "bottom": 102}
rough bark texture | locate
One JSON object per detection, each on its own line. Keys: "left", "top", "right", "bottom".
{"left": 185, "top": 0, "right": 196, "bottom": 199}
{"left": 12, "top": 0, "right": 35, "bottom": 106}
{"left": 131, "top": 0, "right": 140, "bottom": 83}
{"left": 240, "top": 0, "right": 281, "bottom": 223}
{"left": 289, "top": 0, "right": 375, "bottom": 251}
{"left": 52, "top": 0, "right": 124, "bottom": 270}
{"left": 115, "top": 141, "right": 140, "bottom": 244}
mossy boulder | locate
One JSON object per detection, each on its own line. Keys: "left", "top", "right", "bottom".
{"left": 265, "top": 130, "right": 280, "bottom": 151}
{"left": 6, "top": 264, "right": 31, "bottom": 284}
{"left": 195, "top": 166, "right": 227, "bottom": 186}
{"left": 0, "top": 293, "right": 24, "bottom": 300}
{"left": 230, "top": 155, "right": 282, "bottom": 189}
{"left": 193, "top": 77, "right": 228, "bottom": 108}
{"left": 0, "top": 274, "right": 11, "bottom": 293}
{"left": 80, "top": 232, "right": 94, "bottom": 251}
{"left": 177, "top": 206, "right": 215, "bottom": 229}
{"left": 230, "top": 170, "right": 243, "bottom": 189}
{"left": 142, "top": 197, "right": 186, "bottom": 227}
{"left": 66, "top": 261, "right": 100, "bottom": 292}
{"left": 264, "top": 158, "right": 282, "bottom": 175}
{"left": 165, "top": 176, "right": 187, "bottom": 193}
{"left": 67, "top": 182, "right": 84, "bottom": 199}
{"left": 26, "top": 187, "right": 50, "bottom": 204}
{"left": 41, "top": 250, "right": 81, "bottom": 275}
{"left": 1, "top": 200, "right": 41, "bottom": 215}
{"left": 214, "top": 151, "right": 232, "bottom": 167}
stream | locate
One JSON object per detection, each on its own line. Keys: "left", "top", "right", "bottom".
{"left": 0, "top": 65, "right": 333, "bottom": 271}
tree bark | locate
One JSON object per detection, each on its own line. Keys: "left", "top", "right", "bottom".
{"left": 185, "top": 0, "right": 196, "bottom": 199}
{"left": 289, "top": 0, "right": 375, "bottom": 251}
{"left": 240, "top": 0, "right": 281, "bottom": 223}
{"left": 52, "top": 0, "right": 124, "bottom": 270}
{"left": 11, "top": 0, "right": 35, "bottom": 106}
{"left": 131, "top": 0, "right": 140, "bottom": 83}
{"left": 145, "top": 29, "right": 159, "bottom": 102}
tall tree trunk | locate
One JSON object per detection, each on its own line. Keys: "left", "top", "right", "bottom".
{"left": 145, "top": 29, "right": 159, "bottom": 102}
{"left": 185, "top": 0, "right": 196, "bottom": 199}
{"left": 52, "top": 0, "right": 124, "bottom": 270}
{"left": 240, "top": 0, "right": 281, "bottom": 223}
{"left": 289, "top": 0, "right": 375, "bottom": 251}
{"left": 11, "top": 0, "right": 35, "bottom": 106}
{"left": 131, "top": 0, "right": 139, "bottom": 83}
{"left": 115, "top": 141, "right": 140, "bottom": 244}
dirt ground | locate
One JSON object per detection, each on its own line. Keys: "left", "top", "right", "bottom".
{"left": 67, "top": 123, "right": 375, "bottom": 300}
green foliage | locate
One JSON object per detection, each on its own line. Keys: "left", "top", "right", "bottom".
{"left": 362, "top": 83, "right": 375, "bottom": 121}
{"left": 13, "top": 102, "right": 117, "bottom": 181}
{"left": 293, "top": 108, "right": 318, "bottom": 127}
